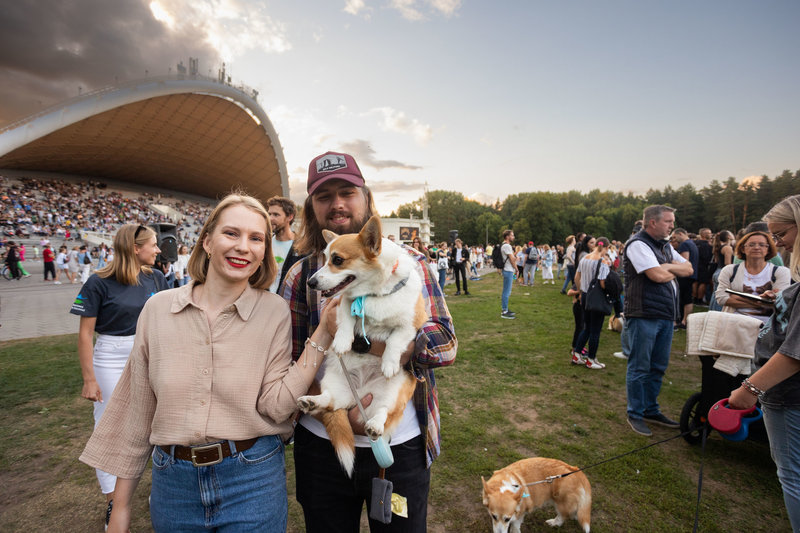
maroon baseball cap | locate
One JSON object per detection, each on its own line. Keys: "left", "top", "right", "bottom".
{"left": 307, "top": 151, "right": 365, "bottom": 195}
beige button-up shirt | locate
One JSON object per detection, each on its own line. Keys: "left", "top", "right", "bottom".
{"left": 80, "top": 281, "right": 309, "bottom": 479}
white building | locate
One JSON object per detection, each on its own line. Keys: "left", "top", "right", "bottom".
{"left": 380, "top": 216, "right": 434, "bottom": 246}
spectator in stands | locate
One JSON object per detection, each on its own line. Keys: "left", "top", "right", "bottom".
{"left": 70, "top": 224, "right": 169, "bottom": 527}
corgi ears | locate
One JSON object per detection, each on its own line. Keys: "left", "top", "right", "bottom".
{"left": 323, "top": 230, "right": 339, "bottom": 243}
{"left": 358, "top": 215, "right": 382, "bottom": 259}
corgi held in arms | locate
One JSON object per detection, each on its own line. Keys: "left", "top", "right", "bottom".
{"left": 482, "top": 457, "right": 592, "bottom": 533}
{"left": 297, "top": 215, "right": 426, "bottom": 476}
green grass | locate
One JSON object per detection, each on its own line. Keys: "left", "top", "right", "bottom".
{"left": 0, "top": 274, "right": 791, "bottom": 532}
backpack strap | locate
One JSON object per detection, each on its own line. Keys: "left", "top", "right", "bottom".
{"left": 731, "top": 263, "right": 740, "bottom": 280}
{"left": 771, "top": 264, "right": 777, "bottom": 283}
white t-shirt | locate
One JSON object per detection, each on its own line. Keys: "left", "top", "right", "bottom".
{"left": 738, "top": 263, "right": 775, "bottom": 320}
{"left": 269, "top": 237, "right": 294, "bottom": 293}
{"left": 502, "top": 243, "right": 515, "bottom": 272}
{"left": 626, "top": 240, "right": 687, "bottom": 296}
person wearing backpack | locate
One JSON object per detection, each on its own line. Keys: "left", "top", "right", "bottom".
{"left": 523, "top": 241, "right": 539, "bottom": 286}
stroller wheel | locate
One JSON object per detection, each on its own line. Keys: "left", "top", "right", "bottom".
{"left": 680, "top": 392, "right": 707, "bottom": 445}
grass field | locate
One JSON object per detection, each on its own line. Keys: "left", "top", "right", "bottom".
{"left": 0, "top": 272, "right": 791, "bottom": 532}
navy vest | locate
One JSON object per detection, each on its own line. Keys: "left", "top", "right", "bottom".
{"left": 623, "top": 231, "right": 678, "bottom": 321}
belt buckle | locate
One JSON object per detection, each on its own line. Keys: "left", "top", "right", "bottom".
{"left": 191, "top": 443, "right": 223, "bottom": 467}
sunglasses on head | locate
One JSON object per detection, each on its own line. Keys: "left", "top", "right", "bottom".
{"left": 134, "top": 225, "right": 147, "bottom": 239}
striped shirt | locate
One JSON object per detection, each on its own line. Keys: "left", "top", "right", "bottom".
{"left": 279, "top": 246, "right": 457, "bottom": 467}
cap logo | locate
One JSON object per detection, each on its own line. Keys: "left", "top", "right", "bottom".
{"left": 316, "top": 154, "right": 348, "bottom": 173}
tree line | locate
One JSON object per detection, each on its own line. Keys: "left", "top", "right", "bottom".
{"left": 390, "top": 169, "right": 800, "bottom": 247}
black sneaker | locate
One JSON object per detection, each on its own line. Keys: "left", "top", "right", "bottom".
{"left": 105, "top": 500, "right": 113, "bottom": 531}
{"left": 500, "top": 311, "right": 516, "bottom": 320}
{"left": 627, "top": 417, "right": 652, "bottom": 437}
{"left": 454, "top": 291, "right": 461, "bottom": 295}
{"left": 643, "top": 413, "right": 680, "bottom": 428}
{"left": 464, "top": 291, "right": 470, "bottom": 295}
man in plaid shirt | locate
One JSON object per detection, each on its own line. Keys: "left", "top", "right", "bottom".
{"left": 279, "top": 150, "right": 457, "bottom": 532}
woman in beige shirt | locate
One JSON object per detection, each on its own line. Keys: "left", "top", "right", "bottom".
{"left": 81, "top": 193, "right": 335, "bottom": 532}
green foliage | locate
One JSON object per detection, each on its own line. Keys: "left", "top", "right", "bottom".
{"left": 391, "top": 170, "right": 799, "bottom": 245}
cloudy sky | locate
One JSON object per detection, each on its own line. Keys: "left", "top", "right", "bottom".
{"left": 1, "top": 0, "right": 798, "bottom": 214}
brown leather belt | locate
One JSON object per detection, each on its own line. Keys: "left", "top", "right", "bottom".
{"left": 160, "top": 437, "right": 259, "bottom": 467}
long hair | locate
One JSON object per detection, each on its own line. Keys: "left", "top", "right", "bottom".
{"left": 712, "top": 230, "right": 733, "bottom": 264}
{"left": 294, "top": 186, "right": 377, "bottom": 256}
{"left": 187, "top": 193, "right": 277, "bottom": 290}
{"left": 96, "top": 224, "right": 156, "bottom": 285}
{"left": 763, "top": 194, "right": 800, "bottom": 281}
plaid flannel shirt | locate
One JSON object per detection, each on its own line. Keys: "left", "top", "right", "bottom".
{"left": 278, "top": 246, "right": 457, "bottom": 467}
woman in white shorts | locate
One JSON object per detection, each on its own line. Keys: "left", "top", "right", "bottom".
{"left": 69, "top": 225, "right": 169, "bottom": 526}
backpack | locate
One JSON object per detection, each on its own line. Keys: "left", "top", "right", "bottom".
{"left": 83, "top": 253, "right": 91, "bottom": 265}
{"left": 527, "top": 246, "right": 539, "bottom": 262}
{"left": 491, "top": 244, "right": 506, "bottom": 269}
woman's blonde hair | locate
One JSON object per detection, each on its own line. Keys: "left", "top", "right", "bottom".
{"left": 96, "top": 224, "right": 156, "bottom": 286}
{"left": 187, "top": 193, "right": 277, "bottom": 290}
{"left": 763, "top": 194, "right": 800, "bottom": 281}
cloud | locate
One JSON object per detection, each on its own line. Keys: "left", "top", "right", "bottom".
{"left": 0, "top": 0, "right": 290, "bottom": 125}
{"left": 368, "top": 107, "right": 432, "bottom": 144}
{"left": 468, "top": 192, "right": 496, "bottom": 205}
{"left": 389, "top": 0, "right": 462, "bottom": 21}
{"left": 339, "top": 139, "right": 423, "bottom": 170}
{"left": 368, "top": 179, "right": 425, "bottom": 193}
{"left": 343, "top": 0, "right": 371, "bottom": 18}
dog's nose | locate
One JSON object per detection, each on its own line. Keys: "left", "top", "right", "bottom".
{"left": 307, "top": 277, "right": 318, "bottom": 289}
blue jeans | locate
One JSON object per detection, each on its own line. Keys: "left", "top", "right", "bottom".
{"left": 625, "top": 317, "right": 674, "bottom": 419}
{"left": 438, "top": 268, "right": 447, "bottom": 292}
{"left": 620, "top": 319, "right": 632, "bottom": 356}
{"left": 561, "top": 264, "right": 575, "bottom": 292}
{"left": 501, "top": 270, "right": 514, "bottom": 312}
{"left": 762, "top": 405, "right": 800, "bottom": 532}
{"left": 150, "top": 435, "right": 287, "bottom": 532}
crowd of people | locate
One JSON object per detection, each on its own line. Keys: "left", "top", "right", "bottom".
{"left": 4, "top": 164, "right": 797, "bottom": 531}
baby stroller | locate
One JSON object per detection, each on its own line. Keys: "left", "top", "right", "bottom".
{"left": 680, "top": 354, "right": 767, "bottom": 445}
{"left": 680, "top": 311, "right": 769, "bottom": 445}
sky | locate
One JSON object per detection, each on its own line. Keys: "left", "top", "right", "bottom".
{"left": 1, "top": 0, "right": 798, "bottom": 215}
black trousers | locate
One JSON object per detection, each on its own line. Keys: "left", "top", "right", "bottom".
{"left": 294, "top": 424, "right": 430, "bottom": 533}
{"left": 43, "top": 262, "right": 56, "bottom": 280}
{"left": 453, "top": 262, "right": 468, "bottom": 292}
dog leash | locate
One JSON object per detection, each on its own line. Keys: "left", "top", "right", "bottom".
{"left": 524, "top": 426, "right": 709, "bottom": 533}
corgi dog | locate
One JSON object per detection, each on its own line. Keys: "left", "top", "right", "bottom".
{"left": 297, "top": 215, "right": 427, "bottom": 476}
{"left": 482, "top": 457, "right": 592, "bottom": 533}
{"left": 608, "top": 314, "right": 624, "bottom": 333}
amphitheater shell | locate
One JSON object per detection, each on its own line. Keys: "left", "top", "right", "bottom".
{"left": 0, "top": 75, "right": 288, "bottom": 203}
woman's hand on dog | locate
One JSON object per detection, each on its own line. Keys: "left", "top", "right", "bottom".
{"left": 320, "top": 297, "right": 341, "bottom": 340}
{"left": 349, "top": 393, "right": 374, "bottom": 435}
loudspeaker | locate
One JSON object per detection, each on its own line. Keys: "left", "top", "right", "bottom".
{"left": 149, "top": 223, "right": 178, "bottom": 263}
{"left": 449, "top": 229, "right": 459, "bottom": 244}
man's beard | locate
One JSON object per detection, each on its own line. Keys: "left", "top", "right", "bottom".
{"left": 323, "top": 213, "right": 370, "bottom": 236}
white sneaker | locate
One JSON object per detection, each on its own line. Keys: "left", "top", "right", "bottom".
{"left": 54, "top": 281, "right": 62, "bottom": 284}
{"left": 585, "top": 358, "right": 605, "bottom": 369}
{"left": 613, "top": 352, "right": 628, "bottom": 360}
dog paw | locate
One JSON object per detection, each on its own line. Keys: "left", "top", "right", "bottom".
{"left": 331, "top": 336, "right": 353, "bottom": 355}
{"left": 381, "top": 359, "right": 400, "bottom": 379}
{"left": 297, "top": 396, "right": 317, "bottom": 413}
{"left": 545, "top": 516, "right": 564, "bottom": 527}
{"left": 365, "top": 421, "right": 384, "bottom": 440}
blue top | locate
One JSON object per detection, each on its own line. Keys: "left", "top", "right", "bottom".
{"left": 70, "top": 270, "right": 169, "bottom": 336}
